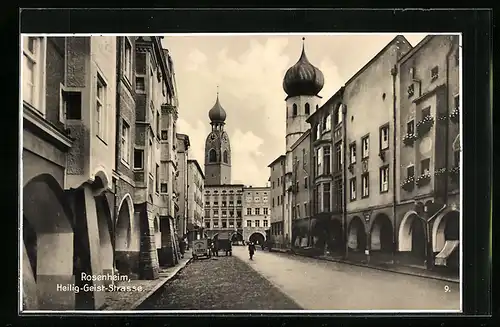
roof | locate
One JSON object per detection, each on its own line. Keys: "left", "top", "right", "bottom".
{"left": 290, "top": 129, "right": 311, "bottom": 151}
{"left": 268, "top": 155, "right": 286, "bottom": 168}
{"left": 243, "top": 186, "right": 271, "bottom": 191}
{"left": 397, "top": 35, "right": 434, "bottom": 65}
{"left": 204, "top": 184, "right": 245, "bottom": 188}
{"left": 344, "top": 35, "right": 412, "bottom": 87}
{"left": 187, "top": 159, "right": 205, "bottom": 179}
{"left": 306, "top": 87, "right": 343, "bottom": 124}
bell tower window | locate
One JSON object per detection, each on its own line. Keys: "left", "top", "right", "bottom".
{"left": 305, "top": 103, "right": 310, "bottom": 115}
{"left": 292, "top": 103, "right": 298, "bottom": 117}
{"left": 223, "top": 150, "right": 229, "bottom": 163}
{"left": 209, "top": 149, "right": 217, "bottom": 163}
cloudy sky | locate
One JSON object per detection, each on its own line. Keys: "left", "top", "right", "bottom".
{"left": 161, "top": 34, "right": 427, "bottom": 187}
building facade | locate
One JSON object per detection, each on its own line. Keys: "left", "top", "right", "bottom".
{"left": 21, "top": 35, "right": 185, "bottom": 311}
{"left": 395, "top": 35, "right": 460, "bottom": 271}
{"left": 242, "top": 186, "right": 271, "bottom": 244}
{"left": 268, "top": 155, "right": 286, "bottom": 247}
{"left": 343, "top": 36, "right": 412, "bottom": 261}
{"left": 176, "top": 133, "right": 190, "bottom": 238}
{"left": 187, "top": 159, "right": 205, "bottom": 242}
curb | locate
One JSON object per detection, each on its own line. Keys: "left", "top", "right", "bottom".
{"left": 129, "top": 257, "right": 193, "bottom": 310}
{"left": 288, "top": 251, "right": 459, "bottom": 284}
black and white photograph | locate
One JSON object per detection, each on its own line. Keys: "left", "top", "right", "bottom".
{"left": 20, "top": 32, "right": 462, "bottom": 313}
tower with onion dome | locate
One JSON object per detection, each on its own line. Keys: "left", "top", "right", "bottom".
{"left": 282, "top": 37, "right": 324, "bottom": 245}
{"left": 204, "top": 87, "right": 232, "bottom": 185}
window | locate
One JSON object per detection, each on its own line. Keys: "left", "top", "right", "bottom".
{"left": 246, "top": 220, "right": 252, "bottom": 227}
{"left": 237, "top": 221, "right": 242, "bottom": 228}
{"left": 229, "top": 221, "right": 234, "bottom": 228}
{"left": 263, "top": 220, "right": 268, "bottom": 227}
{"left": 123, "top": 38, "right": 132, "bottom": 81}
{"left": 323, "top": 146, "right": 331, "bottom": 174}
{"left": 213, "top": 210, "right": 219, "bottom": 218}
{"left": 292, "top": 104, "right": 298, "bottom": 116}
{"left": 23, "top": 36, "right": 45, "bottom": 112}
{"left": 156, "top": 112, "right": 160, "bottom": 137}
{"left": 316, "top": 124, "right": 321, "bottom": 140}
{"left": 209, "top": 149, "right": 217, "bottom": 162}
{"left": 136, "top": 77, "right": 145, "bottom": 92}
{"left": 334, "top": 105, "right": 343, "bottom": 126}
{"left": 304, "top": 203, "right": 308, "bottom": 216}
{"left": 407, "top": 120, "right": 415, "bottom": 135}
{"left": 160, "top": 183, "right": 168, "bottom": 193}
{"left": 149, "top": 68, "right": 154, "bottom": 99}
{"left": 255, "top": 220, "right": 260, "bottom": 227}
{"left": 361, "top": 135, "right": 370, "bottom": 159}
{"left": 272, "top": 198, "right": 275, "bottom": 207}
{"left": 263, "top": 208, "right": 268, "bottom": 215}
{"left": 272, "top": 181, "right": 275, "bottom": 189}
{"left": 421, "top": 158, "right": 430, "bottom": 175}
{"left": 380, "top": 125, "right": 389, "bottom": 150}
{"left": 305, "top": 103, "right": 310, "bottom": 115}
{"left": 246, "top": 208, "right": 252, "bottom": 215}
{"left": 205, "top": 209, "right": 211, "bottom": 217}
{"left": 302, "top": 148, "right": 307, "bottom": 168}
{"left": 323, "top": 115, "right": 331, "bottom": 132}
{"left": 361, "top": 173, "right": 370, "bottom": 198}
{"left": 161, "top": 129, "right": 169, "bottom": 141}
{"left": 213, "top": 221, "right": 219, "bottom": 228}
{"left": 255, "top": 208, "right": 260, "bottom": 215}
{"left": 237, "top": 210, "right": 242, "bottom": 218}
{"left": 334, "top": 142, "right": 342, "bottom": 173}
{"left": 277, "top": 178, "right": 280, "bottom": 186}
{"left": 323, "top": 183, "right": 331, "bottom": 212}
{"left": 407, "top": 165, "right": 415, "bottom": 178}
{"left": 422, "top": 106, "right": 431, "bottom": 119}
{"left": 454, "top": 94, "right": 460, "bottom": 109}
{"left": 223, "top": 150, "right": 228, "bottom": 163}
{"left": 221, "top": 201, "right": 227, "bottom": 207}
{"left": 316, "top": 147, "right": 323, "bottom": 176}
{"left": 407, "top": 84, "right": 415, "bottom": 98}
{"left": 59, "top": 88, "right": 82, "bottom": 121}
{"left": 155, "top": 164, "right": 160, "bottom": 193}
{"left": 349, "top": 142, "right": 356, "bottom": 164}
{"left": 148, "top": 140, "right": 153, "bottom": 174}
{"left": 96, "top": 74, "right": 106, "bottom": 139}
{"left": 222, "top": 221, "right": 227, "bottom": 228}
{"left": 205, "top": 221, "right": 211, "bottom": 228}
{"left": 431, "top": 66, "right": 439, "bottom": 81}
{"left": 380, "top": 166, "right": 389, "bottom": 193}
{"left": 134, "top": 149, "right": 144, "bottom": 169}
{"left": 334, "top": 177, "right": 343, "bottom": 212}
{"left": 121, "top": 121, "right": 130, "bottom": 164}
{"left": 304, "top": 177, "right": 308, "bottom": 189}
{"left": 350, "top": 178, "right": 356, "bottom": 201}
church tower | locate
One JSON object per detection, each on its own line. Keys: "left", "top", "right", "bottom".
{"left": 282, "top": 37, "right": 324, "bottom": 244}
{"left": 204, "top": 89, "right": 232, "bottom": 186}
{"left": 283, "top": 37, "right": 325, "bottom": 174}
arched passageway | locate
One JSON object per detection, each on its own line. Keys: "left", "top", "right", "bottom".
{"left": 398, "top": 212, "right": 426, "bottom": 262}
{"left": 231, "top": 232, "right": 243, "bottom": 244}
{"left": 328, "top": 219, "right": 343, "bottom": 253}
{"left": 433, "top": 210, "right": 460, "bottom": 270}
{"left": 347, "top": 216, "right": 366, "bottom": 252}
{"left": 370, "top": 214, "right": 393, "bottom": 252}
{"left": 114, "top": 195, "right": 139, "bottom": 276}
{"left": 22, "top": 174, "right": 75, "bottom": 310}
{"left": 95, "top": 195, "right": 113, "bottom": 286}
{"left": 249, "top": 232, "right": 265, "bottom": 245}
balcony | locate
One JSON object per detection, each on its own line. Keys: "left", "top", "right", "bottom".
{"left": 415, "top": 172, "right": 431, "bottom": 187}
{"left": 401, "top": 176, "right": 415, "bottom": 192}
{"left": 402, "top": 132, "right": 417, "bottom": 147}
{"left": 416, "top": 115, "right": 434, "bottom": 137}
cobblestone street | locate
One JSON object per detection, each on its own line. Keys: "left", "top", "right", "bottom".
{"left": 139, "top": 249, "right": 301, "bottom": 310}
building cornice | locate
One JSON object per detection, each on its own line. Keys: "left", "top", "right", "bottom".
{"left": 23, "top": 103, "right": 73, "bottom": 151}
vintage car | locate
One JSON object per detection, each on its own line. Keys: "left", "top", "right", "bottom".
{"left": 192, "top": 238, "right": 211, "bottom": 260}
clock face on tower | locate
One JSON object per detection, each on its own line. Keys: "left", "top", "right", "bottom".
{"left": 209, "top": 133, "right": 217, "bottom": 141}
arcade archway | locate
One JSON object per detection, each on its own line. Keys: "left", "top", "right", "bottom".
{"left": 23, "top": 174, "right": 75, "bottom": 310}
{"left": 398, "top": 211, "right": 426, "bottom": 259}
{"left": 347, "top": 216, "right": 366, "bottom": 252}
{"left": 95, "top": 195, "right": 113, "bottom": 285}
{"left": 249, "top": 232, "right": 265, "bottom": 245}
{"left": 230, "top": 232, "right": 243, "bottom": 244}
{"left": 115, "top": 194, "right": 138, "bottom": 275}
{"left": 370, "top": 213, "right": 393, "bottom": 252}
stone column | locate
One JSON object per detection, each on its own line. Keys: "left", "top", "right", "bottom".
{"left": 138, "top": 206, "right": 159, "bottom": 280}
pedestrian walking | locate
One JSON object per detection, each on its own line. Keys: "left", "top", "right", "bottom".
{"left": 248, "top": 242, "right": 256, "bottom": 260}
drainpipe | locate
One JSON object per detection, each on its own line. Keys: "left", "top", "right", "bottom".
{"left": 341, "top": 99, "right": 348, "bottom": 260}
{"left": 112, "top": 37, "right": 123, "bottom": 265}
{"left": 443, "top": 36, "right": 456, "bottom": 204}
{"left": 391, "top": 65, "right": 398, "bottom": 263}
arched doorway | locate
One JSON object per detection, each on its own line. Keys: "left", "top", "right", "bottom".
{"left": 249, "top": 232, "right": 265, "bottom": 245}
{"left": 115, "top": 195, "right": 138, "bottom": 276}
{"left": 398, "top": 212, "right": 426, "bottom": 263}
{"left": 23, "top": 174, "right": 75, "bottom": 310}
{"left": 95, "top": 195, "right": 114, "bottom": 287}
{"left": 433, "top": 210, "right": 459, "bottom": 270}
{"left": 230, "top": 232, "right": 243, "bottom": 244}
{"left": 348, "top": 216, "right": 366, "bottom": 252}
{"left": 328, "top": 219, "right": 343, "bottom": 253}
{"left": 370, "top": 214, "right": 393, "bottom": 252}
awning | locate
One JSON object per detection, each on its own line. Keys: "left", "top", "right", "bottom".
{"left": 435, "top": 240, "right": 459, "bottom": 266}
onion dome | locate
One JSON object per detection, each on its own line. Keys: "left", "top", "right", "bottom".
{"left": 283, "top": 37, "right": 324, "bottom": 97}
{"left": 208, "top": 88, "right": 227, "bottom": 123}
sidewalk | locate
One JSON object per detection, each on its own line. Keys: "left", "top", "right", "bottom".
{"left": 102, "top": 252, "right": 192, "bottom": 311}
{"left": 274, "top": 248, "right": 459, "bottom": 284}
